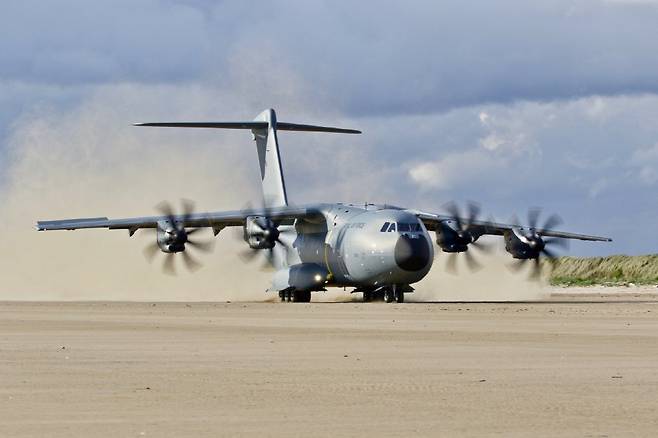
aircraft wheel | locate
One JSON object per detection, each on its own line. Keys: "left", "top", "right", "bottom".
{"left": 279, "top": 291, "right": 286, "bottom": 302}
{"left": 285, "top": 290, "right": 292, "bottom": 302}
{"left": 362, "top": 291, "right": 372, "bottom": 303}
{"left": 293, "top": 291, "right": 311, "bottom": 303}
{"left": 395, "top": 290, "right": 405, "bottom": 303}
{"left": 383, "top": 287, "right": 394, "bottom": 303}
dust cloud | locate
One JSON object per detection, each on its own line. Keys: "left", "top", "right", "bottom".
{"left": 0, "top": 84, "right": 275, "bottom": 301}
{"left": 411, "top": 240, "right": 548, "bottom": 302}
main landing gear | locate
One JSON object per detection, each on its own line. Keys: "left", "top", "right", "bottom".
{"left": 279, "top": 290, "right": 311, "bottom": 303}
{"left": 361, "top": 285, "right": 406, "bottom": 303}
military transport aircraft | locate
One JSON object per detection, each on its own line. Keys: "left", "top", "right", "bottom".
{"left": 36, "top": 109, "right": 611, "bottom": 303}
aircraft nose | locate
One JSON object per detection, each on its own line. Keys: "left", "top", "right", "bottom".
{"left": 394, "top": 234, "right": 431, "bottom": 271}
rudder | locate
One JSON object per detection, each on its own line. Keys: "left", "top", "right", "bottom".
{"left": 251, "top": 109, "right": 288, "bottom": 208}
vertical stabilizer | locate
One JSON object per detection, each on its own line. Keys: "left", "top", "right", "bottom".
{"left": 252, "top": 109, "right": 288, "bottom": 208}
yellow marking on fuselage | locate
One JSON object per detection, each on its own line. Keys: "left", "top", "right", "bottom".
{"left": 324, "top": 227, "right": 335, "bottom": 280}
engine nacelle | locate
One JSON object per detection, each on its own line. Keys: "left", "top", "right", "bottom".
{"left": 243, "top": 216, "right": 277, "bottom": 250}
{"left": 435, "top": 221, "right": 472, "bottom": 253}
{"left": 504, "top": 228, "right": 543, "bottom": 259}
{"left": 157, "top": 221, "right": 186, "bottom": 253}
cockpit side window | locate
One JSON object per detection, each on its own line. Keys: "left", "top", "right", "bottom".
{"left": 387, "top": 222, "right": 396, "bottom": 232}
{"left": 397, "top": 223, "right": 410, "bottom": 232}
{"left": 380, "top": 222, "right": 390, "bottom": 232}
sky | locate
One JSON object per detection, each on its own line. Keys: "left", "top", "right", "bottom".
{"left": 1, "top": 0, "right": 658, "bottom": 264}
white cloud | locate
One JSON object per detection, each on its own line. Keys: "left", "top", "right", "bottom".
{"left": 629, "top": 142, "right": 658, "bottom": 185}
{"left": 403, "top": 95, "right": 658, "bottom": 204}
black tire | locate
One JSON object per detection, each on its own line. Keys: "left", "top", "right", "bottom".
{"left": 383, "top": 287, "right": 394, "bottom": 303}
{"left": 293, "top": 291, "right": 311, "bottom": 303}
{"left": 279, "top": 292, "right": 286, "bottom": 302}
{"left": 285, "top": 291, "right": 292, "bottom": 302}
{"left": 362, "top": 291, "right": 372, "bottom": 302}
{"left": 395, "top": 290, "right": 405, "bottom": 303}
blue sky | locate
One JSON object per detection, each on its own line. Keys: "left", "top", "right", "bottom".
{"left": 2, "top": 0, "right": 658, "bottom": 256}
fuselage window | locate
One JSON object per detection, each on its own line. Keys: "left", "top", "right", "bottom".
{"left": 380, "top": 222, "right": 390, "bottom": 232}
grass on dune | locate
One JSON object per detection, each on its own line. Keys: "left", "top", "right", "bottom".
{"left": 548, "top": 254, "right": 658, "bottom": 286}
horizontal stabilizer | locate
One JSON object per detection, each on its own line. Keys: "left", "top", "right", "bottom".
{"left": 134, "top": 121, "right": 361, "bottom": 134}
{"left": 277, "top": 122, "right": 360, "bottom": 134}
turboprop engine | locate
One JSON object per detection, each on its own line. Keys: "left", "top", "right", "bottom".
{"left": 238, "top": 215, "right": 295, "bottom": 269}
{"left": 436, "top": 201, "right": 492, "bottom": 272}
{"left": 157, "top": 222, "right": 188, "bottom": 253}
{"left": 243, "top": 216, "right": 279, "bottom": 249}
{"left": 504, "top": 228, "right": 545, "bottom": 260}
{"left": 504, "top": 209, "right": 568, "bottom": 279}
{"left": 142, "top": 200, "right": 214, "bottom": 275}
{"left": 435, "top": 221, "right": 473, "bottom": 253}
{"left": 436, "top": 201, "right": 486, "bottom": 252}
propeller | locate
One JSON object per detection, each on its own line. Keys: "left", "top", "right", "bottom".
{"left": 442, "top": 201, "right": 493, "bottom": 273}
{"left": 509, "top": 208, "right": 569, "bottom": 280}
{"left": 143, "top": 199, "right": 215, "bottom": 275}
{"left": 236, "top": 202, "right": 296, "bottom": 271}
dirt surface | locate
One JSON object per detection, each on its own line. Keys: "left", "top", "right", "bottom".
{"left": 1, "top": 291, "right": 658, "bottom": 437}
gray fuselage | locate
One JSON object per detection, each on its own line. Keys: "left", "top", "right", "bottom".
{"left": 277, "top": 204, "right": 434, "bottom": 289}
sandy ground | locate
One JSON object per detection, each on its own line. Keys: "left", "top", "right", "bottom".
{"left": 1, "top": 289, "right": 658, "bottom": 437}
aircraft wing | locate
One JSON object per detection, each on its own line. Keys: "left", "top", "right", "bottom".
{"left": 36, "top": 205, "right": 322, "bottom": 235}
{"left": 415, "top": 211, "right": 611, "bottom": 242}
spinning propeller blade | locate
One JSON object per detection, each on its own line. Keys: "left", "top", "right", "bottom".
{"left": 236, "top": 201, "right": 295, "bottom": 271}
{"left": 509, "top": 208, "right": 568, "bottom": 280}
{"left": 143, "top": 199, "right": 215, "bottom": 275}
{"left": 442, "top": 201, "right": 493, "bottom": 274}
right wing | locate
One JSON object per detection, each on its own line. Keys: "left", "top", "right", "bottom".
{"left": 36, "top": 205, "right": 322, "bottom": 235}
{"left": 415, "top": 211, "right": 611, "bottom": 242}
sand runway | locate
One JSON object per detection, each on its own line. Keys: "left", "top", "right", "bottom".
{"left": 1, "top": 291, "right": 657, "bottom": 437}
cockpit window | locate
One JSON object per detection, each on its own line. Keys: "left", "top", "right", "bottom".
{"left": 380, "top": 222, "right": 422, "bottom": 232}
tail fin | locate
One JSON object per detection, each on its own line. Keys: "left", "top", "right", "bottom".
{"left": 252, "top": 109, "right": 288, "bottom": 207}
{"left": 135, "top": 108, "right": 361, "bottom": 208}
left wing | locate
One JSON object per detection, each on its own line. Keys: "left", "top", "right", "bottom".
{"left": 36, "top": 205, "right": 321, "bottom": 235}
{"left": 415, "top": 211, "right": 611, "bottom": 242}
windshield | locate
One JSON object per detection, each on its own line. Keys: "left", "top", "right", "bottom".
{"left": 380, "top": 222, "right": 421, "bottom": 233}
